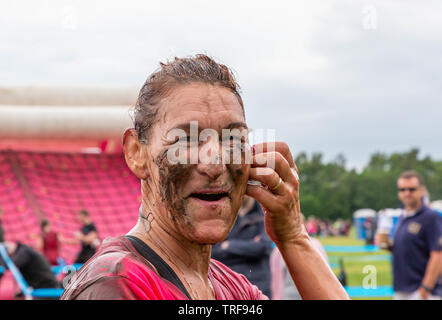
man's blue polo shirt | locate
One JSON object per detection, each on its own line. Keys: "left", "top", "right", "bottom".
{"left": 392, "top": 205, "right": 442, "bottom": 295}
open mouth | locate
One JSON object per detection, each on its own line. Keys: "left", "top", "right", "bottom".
{"left": 190, "top": 192, "right": 229, "bottom": 202}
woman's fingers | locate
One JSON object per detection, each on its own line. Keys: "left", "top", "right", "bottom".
{"left": 247, "top": 141, "right": 304, "bottom": 245}
{"left": 253, "top": 142, "right": 296, "bottom": 169}
{"left": 246, "top": 183, "right": 281, "bottom": 213}
{"left": 253, "top": 141, "right": 299, "bottom": 183}
{"left": 248, "top": 167, "right": 287, "bottom": 196}
{"left": 252, "top": 152, "right": 298, "bottom": 187}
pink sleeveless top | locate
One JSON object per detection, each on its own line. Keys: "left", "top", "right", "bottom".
{"left": 61, "top": 236, "right": 268, "bottom": 300}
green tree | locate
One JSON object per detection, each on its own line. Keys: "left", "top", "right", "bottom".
{"left": 294, "top": 148, "right": 442, "bottom": 220}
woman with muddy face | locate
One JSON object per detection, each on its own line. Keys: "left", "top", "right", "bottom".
{"left": 126, "top": 82, "right": 250, "bottom": 246}
{"left": 61, "top": 55, "right": 349, "bottom": 301}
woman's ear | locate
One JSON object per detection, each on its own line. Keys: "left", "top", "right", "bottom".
{"left": 123, "top": 128, "right": 149, "bottom": 180}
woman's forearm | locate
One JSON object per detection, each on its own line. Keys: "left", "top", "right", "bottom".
{"left": 277, "top": 234, "right": 350, "bottom": 300}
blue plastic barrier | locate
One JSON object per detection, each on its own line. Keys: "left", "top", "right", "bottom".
{"left": 51, "top": 263, "right": 82, "bottom": 275}
{"left": 31, "top": 288, "right": 65, "bottom": 298}
{"left": 323, "top": 245, "right": 380, "bottom": 253}
{"left": 344, "top": 286, "right": 394, "bottom": 298}
{"left": 328, "top": 254, "right": 391, "bottom": 263}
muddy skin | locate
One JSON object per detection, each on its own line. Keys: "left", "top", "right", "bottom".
{"left": 155, "top": 148, "right": 194, "bottom": 224}
{"left": 233, "top": 167, "right": 243, "bottom": 178}
{"left": 154, "top": 145, "right": 249, "bottom": 229}
{"left": 227, "top": 164, "right": 249, "bottom": 212}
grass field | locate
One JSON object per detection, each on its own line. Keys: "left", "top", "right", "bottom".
{"left": 316, "top": 228, "right": 393, "bottom": 300}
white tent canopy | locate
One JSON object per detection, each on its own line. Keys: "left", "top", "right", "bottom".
{"left": 379, "top": 208, "right": 403, "bottom": 217}
{"left": 430, "top": 200, "right": 442, "bottom": 212}
{"left": 0, "top": 86, "right": 136, "bottom": 140}
{"left": 353, "top": 208, "right": 376, "bottom": 218}
{"left": 0, "top": 105, "right": 133, "bottom": 139}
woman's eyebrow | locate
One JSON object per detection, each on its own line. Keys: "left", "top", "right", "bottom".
{"left": 170, "top": 123, "right": 192, "bottom": 132}
{"left": 223, "top": 122, "right": 248, "bottom": 130}
{"left": 170, "top": 121, "right": 248, "bottom": 132}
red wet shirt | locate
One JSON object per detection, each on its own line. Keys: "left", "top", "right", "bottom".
{"left": 60, "top": 236, "right": 268, "bottom": 300}
{"left": 43, "top": 231, "right": 59, "bottom": 266}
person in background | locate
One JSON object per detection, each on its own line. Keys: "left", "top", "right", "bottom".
{"left": 343, "top": 220, "right": 351, "bottom": 236}
{"left": 211, "top": 195, "right": 273, "bottom": 298}
{"left": 363, "top": 217, "right": 376, "bottom": 245}
{"left": 270, "top": 214, "right": 329, "bottom": 300}
{"left": 376, "top": 170, "right": 442, "bottom": 299}
{"left": 64, "top": 209, "right": 100, "bottom": 264}
{"left": 333, "top": 220, "right": 341, "bottom": 236}
{"left": 36, "top": 219, "right": 61, "bottom": 266}
{"left": 305, "top": 216, "right": 317, "bottom": 236}
{"left": 0, "top": 241, "right": 60, "bottom": 298}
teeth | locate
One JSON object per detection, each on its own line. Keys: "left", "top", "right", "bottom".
{"left": 194, "top": 193, "right": 226, "bottom": 196}
{"left": 191, "top": 192, "right": 227, "bottom": 201}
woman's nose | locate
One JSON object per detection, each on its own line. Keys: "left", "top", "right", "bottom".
{"left": 196, "top": 161, "right": 225, "bottom": 180}
{"left": 196, "top": 142, "right": 225, "bottom": 180}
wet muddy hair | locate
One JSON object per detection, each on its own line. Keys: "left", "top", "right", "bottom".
{"left": 132, "top": 54, "right": 244, "bottom": 143}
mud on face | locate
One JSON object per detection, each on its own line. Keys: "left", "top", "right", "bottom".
{"left": 154, "top": 147, "right": 249, "bottom": 226}
{"left": 155, "top": 148, "right": 194, "bottom": 224}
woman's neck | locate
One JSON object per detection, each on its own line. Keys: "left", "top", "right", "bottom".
{"left": 133, "top": 218, "right": 212, "bottom": 273}
{"left": 127, "top": 198, "right": 214, "bottom": 299}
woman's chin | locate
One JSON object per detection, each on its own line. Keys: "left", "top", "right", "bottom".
{"left": 185, "top": 221, "right": 232, "bottom": 245}
{"left": 177, "top": 204, "right": 236, "bottom": 244}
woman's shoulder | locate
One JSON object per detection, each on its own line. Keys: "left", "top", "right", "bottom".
{"left": 61, "top": 236, "right": 142, "bottom": 299}
{"left": 209, "top": 259, "right": 268, "bottom": 300}
{"left": 61, "top": 236, "right": 185, "bottom": 300}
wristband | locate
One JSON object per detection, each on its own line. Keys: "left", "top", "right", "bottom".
{"left": 421, "top": 284, "right": 433, "bottom": 293}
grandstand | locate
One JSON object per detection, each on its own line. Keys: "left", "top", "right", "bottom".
{"left": 0, "top": 86, "right": 141, "bottom": 299}
{"left": 1, "top": 151, "right": 141, "bottom": 262}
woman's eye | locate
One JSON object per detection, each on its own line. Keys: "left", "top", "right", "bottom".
{"left": 226, "top": 135, "right": 242, "bottom": 143}
{"left": 223, "top": 136, "right": 245, "bottom": 151}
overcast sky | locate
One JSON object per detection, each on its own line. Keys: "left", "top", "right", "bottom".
{"left": 1, "top": 0, "right": 441, "bottom": 170}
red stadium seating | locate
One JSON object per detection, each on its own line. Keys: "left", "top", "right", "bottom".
{"left": 0, "top": 150, "right": 141, "bottom": 263}
{"left": 0, "top": 152, "right": 40, "bottom": 246}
